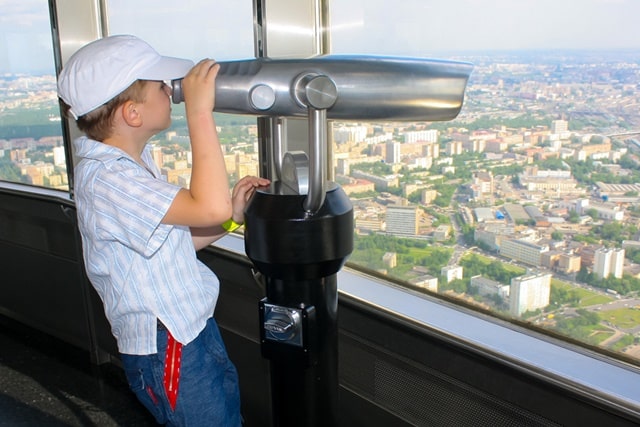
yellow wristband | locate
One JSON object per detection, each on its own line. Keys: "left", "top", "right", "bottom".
{"left": 222, "top": 218, "right": 242, "bottom": 232}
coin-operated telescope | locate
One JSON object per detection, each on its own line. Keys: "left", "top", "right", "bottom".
{"left": 173, "top": 55, "right": 473, "bottom": 427}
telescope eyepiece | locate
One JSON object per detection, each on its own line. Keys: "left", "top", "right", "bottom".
{"left": 171, "top": 79, "right": 184, "bottom": 104}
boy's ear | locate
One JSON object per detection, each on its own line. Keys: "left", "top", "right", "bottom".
{"left": 120, "top": 100, "right": 143, "bottom": 127}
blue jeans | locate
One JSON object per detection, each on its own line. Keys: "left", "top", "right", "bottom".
{"left": 120, "top": 318, "right": 242, "bottom": 426}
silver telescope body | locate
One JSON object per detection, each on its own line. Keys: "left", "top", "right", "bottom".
{"left": 171, "top": 55, "right": 473, "bottom": 122}
{"left": 171, "top": 55, "right": 473, "bottom": 214}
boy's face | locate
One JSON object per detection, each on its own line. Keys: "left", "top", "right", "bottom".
{"left": 139, "top": 81, "right": 173, "bottom": 134}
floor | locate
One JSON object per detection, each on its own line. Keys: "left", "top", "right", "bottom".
{"left": 0, "top": 315, "right": 157, "bottom": 426}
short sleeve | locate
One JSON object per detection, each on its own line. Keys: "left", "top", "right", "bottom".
{"left": 92, "top": 165, "right": 181, "bottom": 256}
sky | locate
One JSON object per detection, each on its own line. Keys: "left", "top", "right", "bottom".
{"left": 330, "top": 0, "right": 640, "bottom": 56}
{"left": 1, "top": 0, "right": 640, "bottom": 74}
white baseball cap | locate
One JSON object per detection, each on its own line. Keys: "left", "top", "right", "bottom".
{"left": 57, "top": 35, "right": 194, "bottom": 119}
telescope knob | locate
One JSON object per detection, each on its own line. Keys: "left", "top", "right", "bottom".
{"left": 295, "top": 74, "right": 337, "bottom": 110}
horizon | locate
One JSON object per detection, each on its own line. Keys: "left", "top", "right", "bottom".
{"left": 3, "top": 47, "right": 640, "bottom": 77}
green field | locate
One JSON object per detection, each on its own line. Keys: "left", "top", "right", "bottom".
{"left": 604, "top": 308, "right": 640, "bottom": 329}
{"left": 462, "top": 252, "right": 526, "bottom": 273}
{"left": 552, "top": 279, "right": 612, "bottom": 307}
{"left": 586, "top": 326, "right": 615, "bottom": 345}
{"left": 576, "top": 291, "right": 613, "bottom": 307}
{"left": 391, "top": 246, "right": 453, "bottom": 277}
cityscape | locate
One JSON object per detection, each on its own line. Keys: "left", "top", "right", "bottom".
{"left": 2, "top": 50, "right": 640, "bottom": 363}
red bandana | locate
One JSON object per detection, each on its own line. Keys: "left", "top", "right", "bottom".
{"left": 163, "top": 331, "right": 183, "bottom": 411}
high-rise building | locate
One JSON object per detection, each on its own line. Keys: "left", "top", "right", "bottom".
{"left": 385, "top": 205, "right": 418, "bottom": 236}
{"left": 551, "top": 119, "right": 569, "bottom": 134}
{"left": 611, "top": 248, "right": 625, "bottom": 279}
{"left": 334, "top": 125, "right": 368, "bottom": 143}
{"left": 471, "top": 275, "right": 509, "bottom": 299}
{"left": 472, "top": 171, "right": 494, "bottom": 197}
{"left": 385, "top": 141, "right": 401, "bottom": 164}
{"left": 404, "top": 129, "right": 438, "bottom": 143}
{"left": 150, "top": 145, "right": 164, "bottom": 170}
{"left": 382, "top": 252, "right": 397, "bottom": 269}
{"left": 441, "top": 265, "right": 463, "bottom": 283}
{"left": 422, "top": 141, "right": 440, "bottom": 158}
{"left": 446, "top": 140, "right": 463, "bottom": 156}
{"left": 510, "top": 272, "right": 552, "bottom": 317}
{"left": 409, "top": 275, "right": 438, "bottom": 292}
{"left": 594, "top": 247, "right": 625, "bottom": 279}
{"left": 53, "top": 146, "right": 66, "bottom": 166}
{"left": 594, "top": 248, "right": 611, "bottom": 280}
{"left": 500, "top": 239, "right": 549, "bottom": 267}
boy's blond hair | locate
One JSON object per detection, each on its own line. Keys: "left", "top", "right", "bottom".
{"left": 63, "top": 80, "right": 149, "bottom": 141}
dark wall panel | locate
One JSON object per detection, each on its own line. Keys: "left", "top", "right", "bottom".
{"left": 0, "top": 191, "right": 90, "bottom": 350}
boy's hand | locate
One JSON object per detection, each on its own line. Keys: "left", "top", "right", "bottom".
{"left": 231, "top": 176, "right": 271, "bottom": 224}
{"left": 182, "top": 59, "right": 219, "bottom": 115}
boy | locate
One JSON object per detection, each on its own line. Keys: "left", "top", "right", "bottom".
{"left": 57, "top": 35, "right": 269, "bottom": 426}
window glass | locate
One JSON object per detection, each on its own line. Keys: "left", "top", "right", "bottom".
{"left": 106, "top": 0, "right": 258, "bottom": 188}
{"left": 106, "top": 0, "right": 254, "bottom": 62}
{"left": 0, "top": 1, "right": 66, "bottom": 190}
{"left": 330, "top": 0, "right": 640, "bottom": 365}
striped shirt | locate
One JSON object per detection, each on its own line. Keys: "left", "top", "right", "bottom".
{"left": 73, "top": 137, "right": 218, "bottom": 355}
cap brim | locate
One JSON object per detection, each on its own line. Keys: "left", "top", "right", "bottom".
{"left": 139, "top": 56, "right": 195, "bottom": 81}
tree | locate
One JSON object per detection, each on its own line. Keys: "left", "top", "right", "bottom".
{"left": 568, "top": 210, "right": 580, "bottom": 224}
{"left": 585, "top": 208, "right": 598, "bottom": 220}
{"left": 0, "top": 158, "right": 22, "bottom": 182}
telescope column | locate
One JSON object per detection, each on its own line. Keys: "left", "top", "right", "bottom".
{"left": 245, "top": 185, "right": 353, "bottom": 427}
